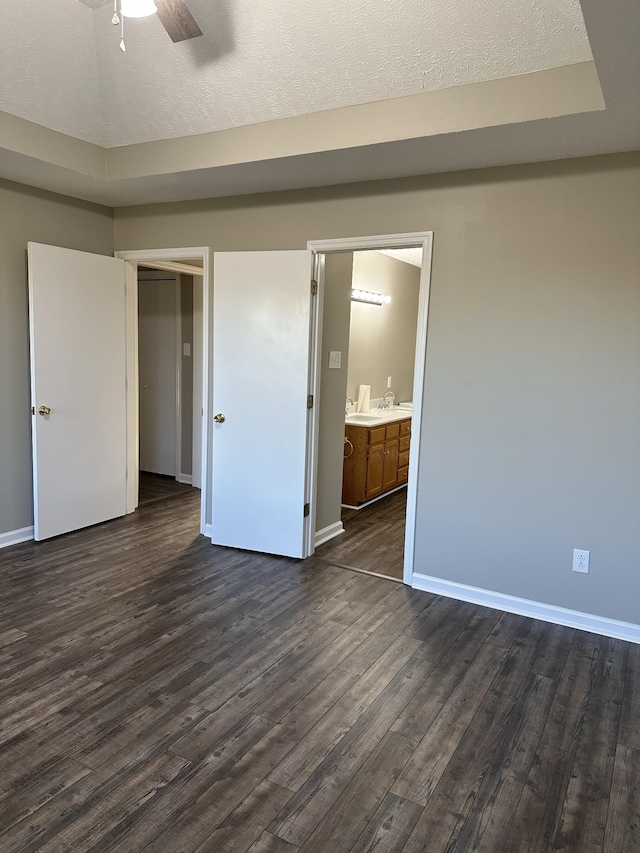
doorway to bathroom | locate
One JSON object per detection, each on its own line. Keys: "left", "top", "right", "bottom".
{"left": 308, "top": 234, "right": 432, "bottom": 584}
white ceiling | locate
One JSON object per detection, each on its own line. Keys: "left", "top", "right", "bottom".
{"left": 0, "top": 0, "right": 638, "bottom": 208}
{"left": 377, "top": 249, "right": 423, "bottom": 268}
{"left": 77, "top": 0, "right": 112, "bottom": 8}
{"left": 0, "top": 0, "right": 591, "bottom": 147}
{"left": 0, "top": 1, "right": 104, "bottom": 144}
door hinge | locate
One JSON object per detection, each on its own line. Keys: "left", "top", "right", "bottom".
{"left": 307, "top": 394, "right": 314, "bottom": 409}
{"left": 311, "top": 279, "right": 318, "bottom": 296}
{"left": 31, "top": 406, "right": 35, "bottom": 415}
{"left": 304, "top": 503, "right": 310, "bottom": 517}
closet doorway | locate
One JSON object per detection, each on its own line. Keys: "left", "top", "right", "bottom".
{"left": 116, "top": 249, "right": 207, "bottom": 522}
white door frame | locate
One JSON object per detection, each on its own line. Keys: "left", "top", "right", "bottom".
{"left": 115, "top": 247, "right": 210, "bottom": 537}
{"left": 306, "top": 232, "right": 434, "bottom": 585}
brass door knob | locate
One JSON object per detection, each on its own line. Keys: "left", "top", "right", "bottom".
{"left": 38, "top": 405, "right": 52, "bottom": 416}
{"left": 213, "top": 413, "right": 226, "bottom": 423}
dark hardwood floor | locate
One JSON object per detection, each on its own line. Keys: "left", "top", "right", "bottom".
{"left": 1, "top": 492, "right": 639, "bottom": 851}
{"left": 316, "top": 490, "right": 406, "bottom": 580}
{"left": 138, "top": 471, "right": 194, "bottom": 506}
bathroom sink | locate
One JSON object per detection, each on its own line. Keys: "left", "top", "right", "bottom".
{"left": 345, "top": 414, "right": 382, "bottom": 424}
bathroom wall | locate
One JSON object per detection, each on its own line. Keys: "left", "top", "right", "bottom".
{"left": 315, "top": 253, "right": 354, "bottom": 535}
{"left": 347, "top": 251, "right": 421, "bottom": 404}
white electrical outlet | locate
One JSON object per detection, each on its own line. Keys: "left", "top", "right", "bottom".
{"left": 387, "top": 376, "right": 392, "bottom": 388}
{"left": 573, "top": 549, "right": 590, "bottom": 574}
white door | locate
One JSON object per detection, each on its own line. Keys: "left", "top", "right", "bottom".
{"left": 211, "top": 251, "right": 311, "bottom": 558}
{"left": 138, "top": 278, "right": 178, "bottom": 476}
{"left": 28, "top": 243, "right": 127, "bottom": 541}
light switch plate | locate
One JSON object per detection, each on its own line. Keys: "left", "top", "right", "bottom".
{"left": 328, "top": 351, "right": 342, "bottom": 369}
{"left": 183, "top": 343, "right": 191, "bottom": 357}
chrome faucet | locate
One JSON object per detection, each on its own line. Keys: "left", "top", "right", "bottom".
{"left": 345, "top": 395, "right": 354, "bottom": 415}
{"left": 379, "top": 390, "right": 395, "bottom": 409}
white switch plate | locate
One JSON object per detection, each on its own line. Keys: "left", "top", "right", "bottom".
{"left": 573, "top": 549, "right": 590, "bottom": 573}
{"left": 387, "top": 376, "right": 392, "bottom": 388}
{"left": 183, "top": 343, "right": 191, "bottom": 357}
{"left": 328, "top": 351, "right": 342, "bottom": 369}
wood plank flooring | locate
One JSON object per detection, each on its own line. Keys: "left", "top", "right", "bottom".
{"left": 316, "top": 490, "right": 406, "bottom": 580}
{"left": 138, "top": 471, "right": 194, "bottom": 506}
{"left": 1, "top": 492, "right": 639, "bottom": 851}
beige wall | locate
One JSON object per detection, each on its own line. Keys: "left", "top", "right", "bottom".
{"left": 316, "top": 253, "right": 353, "bottom": 534}
{"left": 348, "top": 251, "right": 420, "bottom": 403}
{"left": 114, "top": 153, "right": 640, "bottom": 625}
{"left": 0, "top": 179, "right": 114, "bottom": 536}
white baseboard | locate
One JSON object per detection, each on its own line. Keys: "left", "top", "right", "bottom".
{"left": 0, "top": 526, "right": 35, "bottom": 549}
{"left": 177, "top": 473, "right": 193, "bottom": 485}
{"left": 204, "top": 523, "right": 213, "bottom": 538}
{"left": 315, "top": 522, "right": 345, "bottom": 548}
{"left": 411, "top": 571, "right": 640, "bottom": 645}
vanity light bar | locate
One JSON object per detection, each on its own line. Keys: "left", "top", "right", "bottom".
{"left": 351, "top": 289, "right": 391, "bottom": 306}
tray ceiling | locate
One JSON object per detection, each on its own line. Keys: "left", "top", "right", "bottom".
{"left": 0, "top": 0, "right": 592, "bottom": 148}
{"left": 2, "top": 0, "right": 638, "bottom": 209}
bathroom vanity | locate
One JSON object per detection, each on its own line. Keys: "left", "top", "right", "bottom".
{"left": 342, "top": 411, "right": 411, "bottom": 506}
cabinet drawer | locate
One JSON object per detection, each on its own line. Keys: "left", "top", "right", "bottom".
{"left": 400, "top": 420, "right": 411, "bottom": 436}
{"left": 398, "top": 450, "right": 409, "bottom": 469}
{"left": 399, "top": 436, "right": 410, "bottom": 453}
{"left": 368, "top": 426, "right": 386, "bottom": 445}
{"left": 385, "top": 423, "right": 400, "bottom": 440}
{"left": 397, "top": 466, "right": 409, "bottom": 484}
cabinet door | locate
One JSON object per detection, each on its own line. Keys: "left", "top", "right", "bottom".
{"left": 343, "top": 425, "right": 368, "bottom": 505}
{"left": 383, "top": 438, "right": 399, "bottom": 491}
{"left": 366, "top": 442, "right": 385, "bottom": 498}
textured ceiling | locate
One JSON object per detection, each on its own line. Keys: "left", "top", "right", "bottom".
{"left": 76, "top": 0, "right": 112, "bottom": 8}
{"left": 0, "top": 1, "right": 103, "bottom": 144}
{"left": 0, "top": 0, "right": 592, "bottom": 147}
{"left": 377, "top": 249, "right": 423, "bottom": 268}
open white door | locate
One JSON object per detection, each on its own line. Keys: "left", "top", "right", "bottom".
{"left": 211, "top": 251, "right": 311, "bottom": 558}
{"left": 28, "top": 243, "right": 127, "bottom": 541}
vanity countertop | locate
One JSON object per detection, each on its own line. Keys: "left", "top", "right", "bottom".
{"left": 345, "top": 407, "right": 411, "bottom": 427}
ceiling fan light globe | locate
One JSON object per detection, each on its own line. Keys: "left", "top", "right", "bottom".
{"left": 121, "top": 0, "right": 157, "bottom": 18}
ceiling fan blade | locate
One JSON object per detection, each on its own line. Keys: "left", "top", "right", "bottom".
{"left": 155, "top": 0, "right": 203, "bottom": 42}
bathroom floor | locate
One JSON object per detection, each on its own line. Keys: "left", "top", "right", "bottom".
{"left": 315, "top": 489, "right": 407, "bottom": 581}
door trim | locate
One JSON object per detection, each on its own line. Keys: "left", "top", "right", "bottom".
{"left": 115, "top": 247, "right": 211, "bottom": 537}
{"left": 306, "top": 232, "right": 434, "bottom": 585}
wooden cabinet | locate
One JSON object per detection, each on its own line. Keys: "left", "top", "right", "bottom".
{"left": 342, "top": 417, "right": 411, "bottom": 506}
{"left": 365, "top": 442, "right": 385, "bottom": 499}
{"left": 383, "top": 438, "right": 399, "bottom": 491}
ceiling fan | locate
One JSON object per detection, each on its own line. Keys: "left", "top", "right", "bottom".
{"left": 113, "top": 0, "right": 202, "bottom": 51}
